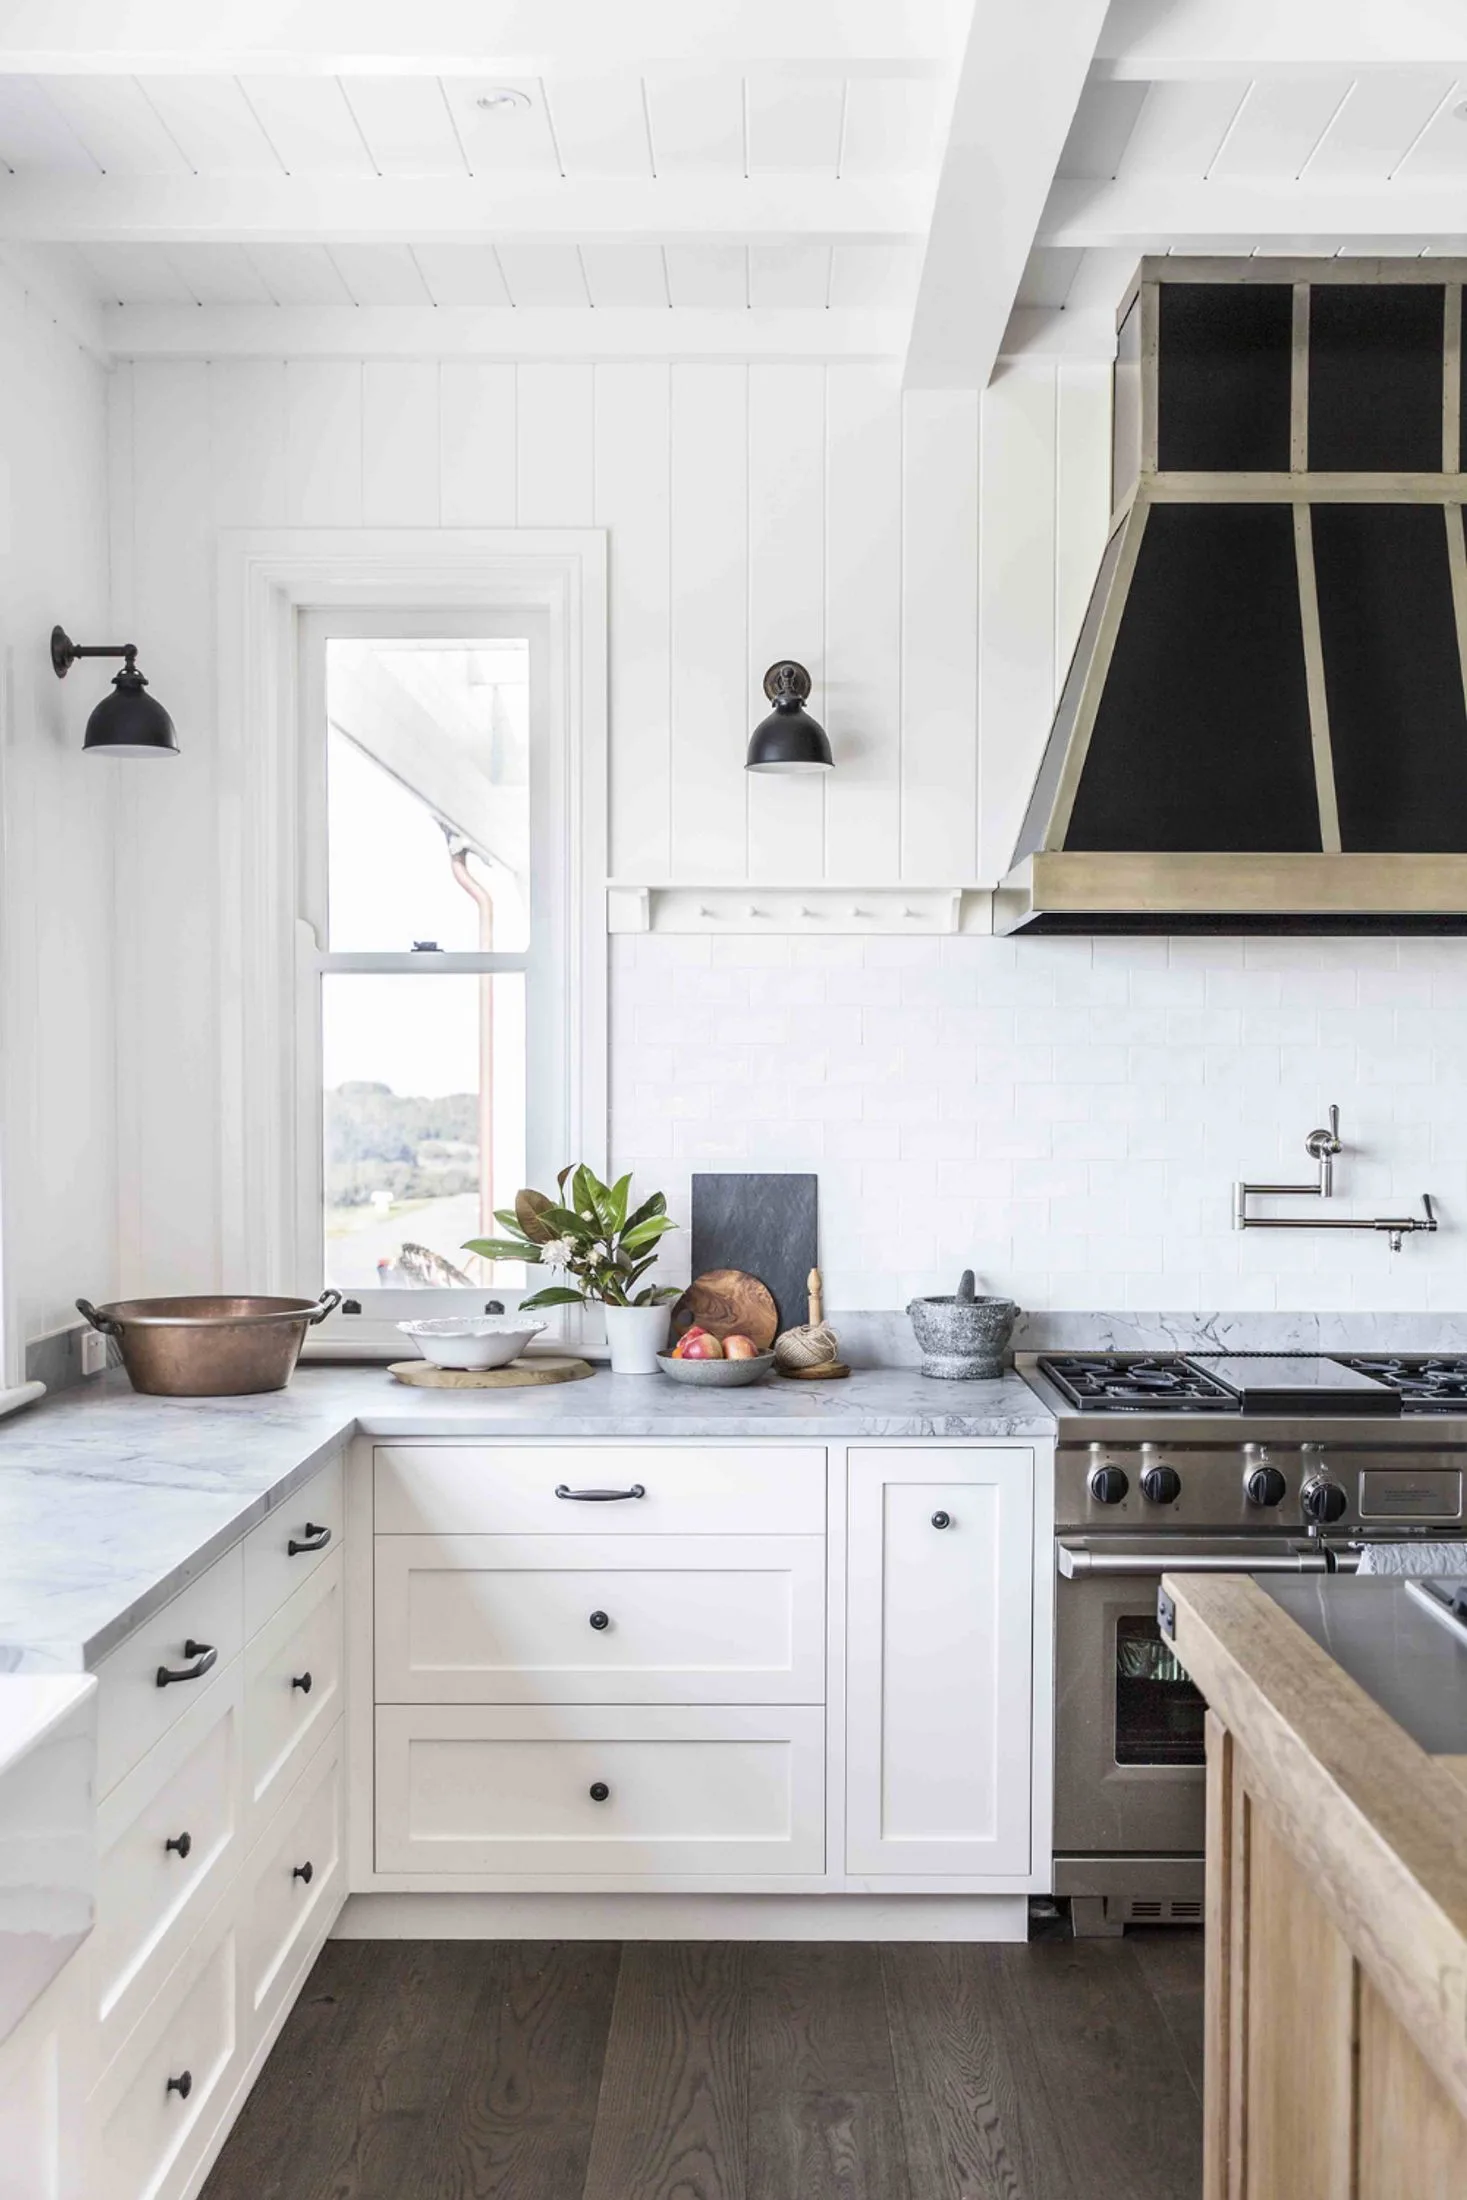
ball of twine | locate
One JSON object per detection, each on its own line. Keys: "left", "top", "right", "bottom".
{"left": 774, "top": 1320, "right": 839, "bottom": 1370}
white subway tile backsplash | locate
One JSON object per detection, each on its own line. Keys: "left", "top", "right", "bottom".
{"left": 609, "top": 934, "right": 1467, "bottom": 1314}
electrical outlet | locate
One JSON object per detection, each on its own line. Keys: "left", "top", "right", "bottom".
{"left": 80, "top": 1327, "right": 109, "bottom": 1378}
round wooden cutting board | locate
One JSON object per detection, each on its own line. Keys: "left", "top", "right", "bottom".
{"left": 671, "top": 1269, "right": 779, "bottom": 1350}
{"left": 387, "top": 1356, "right": 595, "bottom": 1389}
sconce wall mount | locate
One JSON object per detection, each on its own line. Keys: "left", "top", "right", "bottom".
{"left": 52, "top": 625, "right": 179, "bottom": 757}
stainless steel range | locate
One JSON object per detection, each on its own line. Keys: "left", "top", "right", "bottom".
{"left": 1022, "top": 1349, "right": 1467, "bottom": 1935}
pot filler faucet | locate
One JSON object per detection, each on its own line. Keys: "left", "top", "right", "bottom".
{"left": 1233, "top": 1105, "right": 1437, "bottom": 1251}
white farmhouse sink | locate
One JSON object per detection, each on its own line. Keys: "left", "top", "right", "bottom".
{"left": 0, "top": 1673, "right": 96, "bottom": 2042}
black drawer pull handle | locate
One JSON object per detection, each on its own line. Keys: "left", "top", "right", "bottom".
{"left": 589, "top": 1781, "right": 610, "bottom": 1802}
{"left": 165, "top": 1831, "right": 193, "bottom": 1860}
{"left": 156, "top": 1640, "right": 217, "bottom": 1688}
{"left": 166, "top": 2070, "right": 193, "bottom": 2101}
{"left": 292, "top": 1671, "right": 313, "bottom": 1694}
{"left": 931, "top": 1510, "right": 952, "bottom": 1530}
{"left": 288, "top": 1523, "right": 331, "bottom": 1557}
{"left": 555, "top": 1483, "right": 645, "bottom": 1502}
{"left": 293, "top": 1860, "right": 314, "bottom": 1885}
{"left": 589, "top": 1610, "right": 610, "bottom": 1631}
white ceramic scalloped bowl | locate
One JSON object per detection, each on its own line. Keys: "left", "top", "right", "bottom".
{"left": 396, "top": 1315, "right": 546, "bottom": 1371}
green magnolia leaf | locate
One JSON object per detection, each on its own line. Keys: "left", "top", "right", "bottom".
{"left": 463, "top": 1238, "right": 542, "bottom": 1263}
{"left": 623, "top": 1189, "right": 667, "bottom": 1234}
{"left": 515, "top": 1188, "right": 556, "bottom": 1244}
{"left": 634, "top": 1283, "right": 681, "bottom": 1306}
{"left": 491, "top": 1210, "right": 531, "bottom": 1241}
{"left": 536, "top": 1203, "right": 595, "bottom": 1242}
{"left": 556, "top": 1164, "right": 574, "bottom": 1195}
{"left": 607, "top": 1172, "right": 632, "bottom": 1232}
{"left": 516, "top": 1284, "right": 587, "bottom": 1310}
{"left": 621, "top": 1213, "right": 676, "bottom": 1253}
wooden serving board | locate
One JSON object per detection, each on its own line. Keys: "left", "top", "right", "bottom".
{"left": 388, "top": 1356, "right": 595, "bottom": 1389}
{"left": 671, "top": 1270, "right": 779, "bottom": 1350}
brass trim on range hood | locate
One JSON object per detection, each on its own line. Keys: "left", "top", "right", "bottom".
{"left": 993, "top": 852, "right": 1467, "bottom": 936}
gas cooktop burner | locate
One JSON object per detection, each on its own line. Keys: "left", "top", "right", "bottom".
{"left": 1038, "top": 1354, "right": 1238, "bottom": 1413}
{"left": 1341, "top": 1356, "right": 1467, "bottom": 1414}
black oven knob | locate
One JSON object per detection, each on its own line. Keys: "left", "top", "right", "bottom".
{"left": 1245, "top": 1464, "right": 1288, "bottom": 1509}
{"left": 1301, "top": 1476, "right": 1347, "bottom": 1525}
{"left": 1088, "top": 1464, "right": 1129, "bottom": 1506}
{"left": 1140, "top": 1462, "right": 1181, "bottom": 1506}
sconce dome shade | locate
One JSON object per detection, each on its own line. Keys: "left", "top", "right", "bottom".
{"left": 82, "top": 666, "right": 178, "bottom": 757}
{"left": 745, "top": 659, "right": 833, "bottom": 774}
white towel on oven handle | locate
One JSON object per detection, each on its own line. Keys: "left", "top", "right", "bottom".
{"left": 1354, "top": 1541, "right": 1467, "bottom": 1576}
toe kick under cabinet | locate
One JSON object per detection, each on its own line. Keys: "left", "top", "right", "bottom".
{"left": 369, "top": 1439, "right": 1044, "bottom": 1893}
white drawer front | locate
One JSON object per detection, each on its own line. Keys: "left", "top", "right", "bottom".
{"left": 93, "top": 1667, "right": 242, "bottom": 2067}
{"left": 242, "top": 1456, "right": 343, "bottom": 1639}
{"left": 244, "top": 1550, "right": 343, "bottom": 1827}
{"left": 244, "top": 1726, "right": 343, "bottom": 2037}
{"left": 96, "top": 1547, "right": 244, "bottom": 1798}
{"left": 374, "top": 1534, "right": 825, "bottom": 1705}
{"left": 374, "top": 1445, "right": 825, "bottom": 1537}
{"left": 376, "top": 1704, "right": 825, "bottom": 1876}
{"left": 89, "top": 1908, "right": 238, "bottom": 2200}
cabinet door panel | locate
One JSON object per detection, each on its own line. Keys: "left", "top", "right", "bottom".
{"left": 846, "top": 1448, "right": 1033, "bottom": 1875}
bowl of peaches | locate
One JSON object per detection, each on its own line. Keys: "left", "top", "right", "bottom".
{"left": 656, "top": 1326, "right": 774, "bottom": 1386}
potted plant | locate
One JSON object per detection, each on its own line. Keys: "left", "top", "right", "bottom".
{"left": 464, "top": 1165, "right": 680, "bottom": 1373}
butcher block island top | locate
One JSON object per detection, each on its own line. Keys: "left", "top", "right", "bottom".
{"left": 0, "top": 1362, "right": 1052, "bottom": 1672}
{"left": 1161, "top": 1571, "right": 1467, "bottom": 2199}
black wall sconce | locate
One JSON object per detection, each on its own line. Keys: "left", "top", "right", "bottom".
{"left": 51, "top": 626, "right": 179, "bottom": 757}
{"left": 745, "top": 660, "right": 833, "bottom": 774}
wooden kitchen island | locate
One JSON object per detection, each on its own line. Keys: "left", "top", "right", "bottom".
{"left": 1162, "top": 1571, "right": 1467, "bottom": 2200}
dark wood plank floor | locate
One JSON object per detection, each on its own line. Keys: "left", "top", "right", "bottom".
{"left": 203, "top": 1932, "right": 1203, "bottom": 2200}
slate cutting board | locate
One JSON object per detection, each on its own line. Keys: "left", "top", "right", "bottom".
{"left": 690, "top": 1174, "right": 818, "bottom": 1338}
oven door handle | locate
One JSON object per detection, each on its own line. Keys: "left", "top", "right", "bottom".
{"left": 1057, "top": 1545, "right": 1330, "bottom": 1578}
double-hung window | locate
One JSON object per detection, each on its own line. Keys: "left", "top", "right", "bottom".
{"left": 298, "top": 608, "right": 572, "bottom": 1337}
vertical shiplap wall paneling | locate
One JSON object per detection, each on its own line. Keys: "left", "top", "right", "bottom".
{"left": 746, "top": 365, "right": 826, "bottom": 882}
{"left": 516, "top": 365, "right": 594, "bottom": 525}
{"left": 595, "top": 363, "right": 672, "bottom": 882}
{"left": 284, "top": 362, "right": 364, "bottom": 527}
{"left": 825, "top": 365, "right": 903, "bottom": 881}
{"left": 900, "top": 389, "right": 979, "bottom": 883}
{"left": 125, "top": 361, "right": 220, "bottom": 1290}
{"left": 362, "top": 363, "right": 441, "bottom": 526}
{"left": 976, "top": 363, "right": 1059, "bottom": 885}
{"left": 439, "top": 364, "right": 517, "bottom": 526}
{"left": 208, "top": 361, "right": 287, "bottom": 529}
{"left": 108, "top": 360, "right": 143, "bottom": 1295}
{"left": 669, "top": 365, "right": 749, "bottom": 880}
{"left": 1053, "top": 363, "right": 1113, "bottom": 704}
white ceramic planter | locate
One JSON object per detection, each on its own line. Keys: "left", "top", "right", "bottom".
{"left": 603, "top": 1303, "right": 671, "bottom": 1374}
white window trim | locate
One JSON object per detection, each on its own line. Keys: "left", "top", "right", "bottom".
{"left": 216, "top": 530, "right": 608, "bottom": 1344}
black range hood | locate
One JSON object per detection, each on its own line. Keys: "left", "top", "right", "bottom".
{"left": 995, "top": 258, "right": 1467, "bottom": 935}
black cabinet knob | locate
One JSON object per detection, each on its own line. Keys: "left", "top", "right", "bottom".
{"left": 291, "top": 1671, "right": 313, "bottom": 1694}
{"left": 588, "top": 1609, "right": 611, "bottom": 1631}
{"left": 1088, "top": 1465, "right": 1130, "bottom": 1506}
{"left": 931, "top": 1510, "right": 951, "bottom": 1530}
{"left": 164, "top": 1831, "right": 193, "bottom": 1860}
{"left": 293, "top": 1860, "right": 314, "bottom": 1885}
{"left": 166, "top": 2070, "right": 193, "bottom": 2101}
{"left": 1140, "top": 1463, "right": 1182, "bottom": 1506}
{"left": 589, "top": 1781, "right": 610, "bottom": 1802}
{"left": 1246, "top": 1465, "right": 1288, "bottom": 1509}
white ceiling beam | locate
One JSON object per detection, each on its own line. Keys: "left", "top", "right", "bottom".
{"left": 1094, "top": 0, "right": 1467, "bottom": 80}
{"left": 998, "top": 304, "right": 1116, "bottom": 361}
{"left": 1042, "top": 175, "right": 1467, "bottom": 251}
{"left": 904, "top": 0, "right": 1110, "bottom": 389}
{"left": 0, "top": 174, "right": 926, "bottom": 246}
{"left": 0, "top": 0, "right": 960, "bottom": 74}
{"left": 103, "top": 305, "right": 908, "bottom": 360}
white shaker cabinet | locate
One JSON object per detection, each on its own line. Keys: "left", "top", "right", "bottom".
{"left": 845, "top": 1448, "right": 1034, "bottom": 1876}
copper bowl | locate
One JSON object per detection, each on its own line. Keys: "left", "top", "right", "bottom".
{"left": 76, "top": 1292, "right": 340, "bottom": 1396}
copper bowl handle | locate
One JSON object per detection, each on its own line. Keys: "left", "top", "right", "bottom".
{"left": 76, "top": 1297, "right": 122, "bottom": 1337}
{"left": 307, "top": 1290, "right": 342, "bottom": 1326}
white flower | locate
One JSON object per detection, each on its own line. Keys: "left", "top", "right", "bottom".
{"left": 539, "top": 1237, "right": 578, "bottom": 1269}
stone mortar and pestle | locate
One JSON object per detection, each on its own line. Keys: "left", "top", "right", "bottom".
{"left": 906, "top": 1269, "right": 1019, "bottom": 1381}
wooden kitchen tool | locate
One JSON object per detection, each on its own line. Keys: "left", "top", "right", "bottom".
{"left": 775, "top": 1269, "right": 850, "bottom": 1379}
{"left": 670, "top": 1269, "right": 779, "bottom": 1350}
{"left": 387, "top": 1355, "right": 595, "bottom": 1389}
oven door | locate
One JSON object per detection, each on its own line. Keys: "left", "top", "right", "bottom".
{"left": 1053, "top": 1536, "right": 1325, "bottom": 1859}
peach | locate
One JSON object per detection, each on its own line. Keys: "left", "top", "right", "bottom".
{"left": 723, "top": 1334, "right": 759, "bottom": 1359}
{"left": 679, "top": 1330, "right": 724, "bottom": 1359}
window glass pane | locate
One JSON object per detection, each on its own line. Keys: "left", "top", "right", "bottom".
{"left": 323, "top": 973, "right": 526, "bottom": 1291}
{"left": 326, "top": 638, "right": 530, "bottom": 952}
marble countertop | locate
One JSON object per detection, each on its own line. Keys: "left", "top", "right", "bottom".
{"left": 0, "top": 1363, "right": 1053, "bottom": 1674}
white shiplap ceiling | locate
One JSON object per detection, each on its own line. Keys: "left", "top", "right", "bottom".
{"left": 1, "top": 3, "right": 1466, "bottom": 378}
